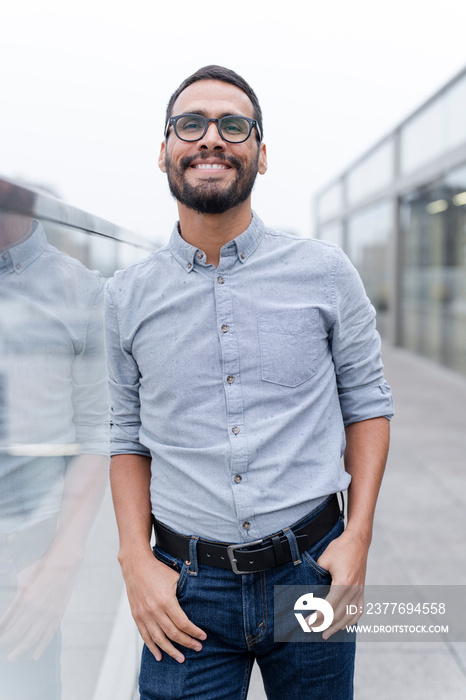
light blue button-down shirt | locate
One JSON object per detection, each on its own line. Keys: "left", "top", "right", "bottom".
{"left": 105, "top": 212, "right": 393, "bottom": 543}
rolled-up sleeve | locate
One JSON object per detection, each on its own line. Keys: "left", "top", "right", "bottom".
{"left": 104, "top": 282, "right": 151, "bottom": 457}
{"left": 330, "top": 248, "right": 394, "bottom": 426}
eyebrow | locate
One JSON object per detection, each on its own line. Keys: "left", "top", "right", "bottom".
{"left": 180, "top": 109, "right": 246, "bottom": 119}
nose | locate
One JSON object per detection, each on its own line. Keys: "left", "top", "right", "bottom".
{"left": 197, "top": 120, "right": 225, "bottom": 150}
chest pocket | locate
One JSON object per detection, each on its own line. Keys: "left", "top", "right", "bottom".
{"left": 258, "top": 309, "right": 319, "bottom": 387}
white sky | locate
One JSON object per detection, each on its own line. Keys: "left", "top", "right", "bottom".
{"left": 2, "top": 0, "right": 466, "bottom": 244}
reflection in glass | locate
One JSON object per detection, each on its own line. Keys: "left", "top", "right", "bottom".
{"left": 347, "top": 200, "right": 393, "bottom": 337}
{"left": 400, "top": 164, "right": 466, "bottom": 374}
{"left": 0, "top": 194, "right": 109, "bottom": 699}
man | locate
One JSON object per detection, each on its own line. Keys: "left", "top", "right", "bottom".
{"left": 105, "top": 65, "right": 394, "bottom": 699}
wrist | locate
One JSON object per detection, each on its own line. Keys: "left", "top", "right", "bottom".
{"left": 344, "top": 520, "right": 373, "bottom": 548}
{"left": 118, "top": 540, "right": 154, "bottom": 567}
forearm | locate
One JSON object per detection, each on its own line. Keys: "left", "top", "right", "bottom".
{"left": 344, "top": 416, "right": 390, "bottom": 545}
{"left": 316, "top": 416, "right": 390, "bottom": 637}
{"left": 110, "top": 453, "right": 153, "bottom": 565}
{"left": 109, "top": 452, "right": 206, "bottom": 662}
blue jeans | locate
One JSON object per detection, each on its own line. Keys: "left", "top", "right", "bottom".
{"left": 139, "top": 499, "right": 355, "bottom": 700}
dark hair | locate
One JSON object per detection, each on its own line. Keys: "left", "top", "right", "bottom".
{"left": 165, "top": 65, "right": 263, "bottom": 141}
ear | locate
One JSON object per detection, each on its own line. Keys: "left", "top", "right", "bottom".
{"left": 258, "top": 143, "right": 267, "bottom": 175}
{"left": 158, "top": 141, "right": 167, "bottom": 173}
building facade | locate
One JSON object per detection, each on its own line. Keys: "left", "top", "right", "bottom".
{"left": 314, "top": 66, "right": 466, "bottom": 376}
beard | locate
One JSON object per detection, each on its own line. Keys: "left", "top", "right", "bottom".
{"left": 165, "top": 151, "right": 260, "bottom": 215}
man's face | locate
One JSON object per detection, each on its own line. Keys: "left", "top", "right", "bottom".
{"left": 159, "top": 80, "right": 267, "bottom": 215}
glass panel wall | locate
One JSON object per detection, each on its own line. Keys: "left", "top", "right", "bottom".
{"left": 445, "top": 72, "right": 466, "bottom": 150}
{"left": 316, "top": 181, "right": 343, "bottom": 222}
{"left": 347, "top": 200, "right": 394, "bottom": 337}
{"left": 401, "top": 72, "right": 466, "bottom": 175}
{"left": 347, "top": 139, "right": 394, "bottom": 206}
{"left": 400, "top": 164, "right": 466, "bottom": 374}
{"left": 45, "top": 222, "right": 149, "bottom": 275}
{"left": 400, "top": 98, "right": 444, "bottom": 174}
{"left": 0, "top": 180, "right": 154, "bottom": 699}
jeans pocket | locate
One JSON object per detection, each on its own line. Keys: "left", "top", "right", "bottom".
{"left": 258, "top": 309, "right": 319, "bottom": 387}
{"left": 153, "top": 545, "right": 190, "bottom": 598}
{"left": 302, "top": 550, "right": 332, "bottom": 579}
{"left": 301, "top": 517, "right": 345, "bottom": 579}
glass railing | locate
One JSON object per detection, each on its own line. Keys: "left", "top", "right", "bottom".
{"left": 0, "top": 176, "right": 154, "bottom": 700}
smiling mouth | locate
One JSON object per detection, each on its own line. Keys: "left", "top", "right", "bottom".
{"left": 191, "top": 163, "right": 231, "bottom": 170}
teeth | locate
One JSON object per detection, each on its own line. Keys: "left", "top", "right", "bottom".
{"left": 194, "top": 163, "right": 228, "bottom": 170}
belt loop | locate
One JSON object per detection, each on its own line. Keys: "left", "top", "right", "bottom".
{"left": 187, "top": 536, "right": 199, "bottom": 576}
{"left": 271, "top": 535, "right": 286, "bottom": 567}
{"left": 283, "top": 527, "right": 301, "bottom": 566}
{"left": 338, "top": 491, "right": 346, "bottom": 520}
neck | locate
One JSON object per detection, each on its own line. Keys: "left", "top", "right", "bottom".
{"left": 177, "top": 199, "right": 253, "bottom": 267}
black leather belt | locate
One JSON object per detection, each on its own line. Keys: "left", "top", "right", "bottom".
{"left": 154, "top": 494, "right": 341, "bottom": 575}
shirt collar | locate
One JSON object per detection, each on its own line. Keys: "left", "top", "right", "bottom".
{"left": 169, "top": 211, "right": 266, "bottom": 273}
{"left": 0, "top": 219, "right": 48, "bottom": 274}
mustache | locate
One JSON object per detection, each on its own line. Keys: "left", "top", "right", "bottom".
{"left": 180, "top": 152, "right": 242, "bottom": 171}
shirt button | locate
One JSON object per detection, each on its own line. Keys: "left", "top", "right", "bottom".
{"left": 221, "top": 324, "right": 230, "bottom": 333}
{"left": 234, "top": 474, "right": 242, "bottom": 483}
{"left": 232, "top": 426, "right": 240, "bottom": 435}
{"left": 15, "top": 264, "right": 21, "bottom": 271}
{"left": 242, "top": 521, "right": 251, "bottom": 530}
{"left": 217, "top": 276, "right": 224, "bottom": 284}
{"left": 227, "top": 375, "right": 235, "bottom": 384}
{"left": 196, "top": 251, "right": 203, "bottom": 259}
{"left": 187, "top": 262, "right": 192, "bottom": 270}
{"left": 1, "top": 253, "right": 7, "bottom": 261}
{"left": 240, "top": 252, "right": 245, "bottom": 260}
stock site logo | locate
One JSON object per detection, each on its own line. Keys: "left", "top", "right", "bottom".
{"left": 294, "top": 593, "right": 334, "bottom": 633}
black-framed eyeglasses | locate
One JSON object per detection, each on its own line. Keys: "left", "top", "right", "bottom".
{"left": 165, "top": 113, "right": 262, "bottom": 144}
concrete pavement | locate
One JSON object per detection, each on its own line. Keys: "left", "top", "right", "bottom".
{"left": 247, "top": 342, "right": 466, "bottom": 699}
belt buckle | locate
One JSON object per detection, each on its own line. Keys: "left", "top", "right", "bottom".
{"left": 227, "top": 538, "right": 265, "bottom": 575}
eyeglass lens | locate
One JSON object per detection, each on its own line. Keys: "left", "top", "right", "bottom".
{"left": 175, "top": 115, "right": 251, "bottom": 142}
